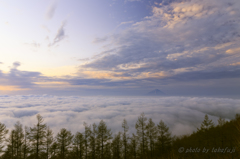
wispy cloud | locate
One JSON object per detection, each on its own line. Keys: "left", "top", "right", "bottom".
{"left": 92, "top": 36, "right": 108, "bottom": 44}
{"left": 24, "top": 41, "right": 40, "bottom": 49}
{"left": 124, "top": 0, "right": 141, "bottom": 3}
{"left": 115, "top": 21, "right": 134, "bottom": 29}
{"left": 42, "top": 25, "right": 50, "bottom": 33}
{"left": 48, "top": 21, "right": 67, "bottom": 47}
{"left": 45, "top": 1, "right": 58, "bottom": 20}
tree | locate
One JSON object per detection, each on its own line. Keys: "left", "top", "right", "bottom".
{"left": 5, "top": 130, "right": 16, "bottom": 159}
{"left": 218, "top": 117, "right": 226, "bottom": 127}
{"left": 104, "top": 142, "right": 112, "bottom": 159}
{"left": 83, "top": 122, "right": 91, "bottom": 159}
{"left": 50, "top": 142, "right": 58, "bottom": 159}
{"left": 235, "top": 114, "right": 240, "bottom": 151}
{"left": 15, "top": 121, "right": 24, "bottom": 158}
{"left": 157, "top": 120, "right": 172, "bottom": 156}
{"left": 29, "top": 114, "right": 47, "bottom": 159}
{"left": 4, "top": 121, "right": 24, "bottom": 159}
{"left": 56, "top": 128, "right": 73, "bottom": 159}
{"left": 135, "top": 113, "right": 147, "bottom": 158}
{"left": 0, "top": 122, "right": 8, "bottom": 151}
{"left": 129, "top": 133, "right": 138, "bottom": 159}
{"left": 45, "top": 126, "right": 54, "bottom": 159}
{"left": 23, "top": 126, "right": 30, "bottom": 159}
{"left": 97, "top": 120, "right": 112, "bottom": 159}
{"left": 146, "top": 118, "right": 157, "bottom": 158}
{"left": 122, "top": 119, "right": 129, "bottom": 159}
{"left": 73, "top": 132, "right": 84, "bottom": 159}
{"left": 112, "top": 132, "right": 122, "bottom": 159}
{"left": 197, "top": 114, "right": 214, "bottom": 132}
{"left": 89, "top": 123, "right": 97, "bottom": 159}
{"left": 197, "top": 114, "right": 215, "bottom": 150}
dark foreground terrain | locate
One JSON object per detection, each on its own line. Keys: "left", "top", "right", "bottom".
{"left": 0, "top": 112, "right": 239, "bottom": 159}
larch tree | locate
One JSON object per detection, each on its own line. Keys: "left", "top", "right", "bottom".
{"left": 5, "top": 130, "right": 16, "bottom": 159}
{"left": 89, "top": 123, "right": 97, "bottom": 159}
{"left": 235, "top": 114, "right": 240, "bottom": 150}
{"left": 104, "top": 141, "right": 112, "bottom": 159}
{"left": 157, "top": 120, "right": 172, "bottom": 156}
{"left": 218, "top": 117, "right": 226, "bottom": 127}
{"left": 14, "top": 121, "right": 24, "bottom": 159}
{"left": 135, "top": 113, "right": 147, "bottom": 158}
{"left": 146, "top": 118, "right": 157, "bottom": 158}
{"left": 56, "top": 128, "right": 73, "bottom": 159}
{"left": 197, "top": 114, "right": 214, "bottom": 132}
{"left": 112, "top": 132, "right": 122, "bottom": 159}
{"left": 73, "top": 132, "right": 84, "bottom": 159}
{"left": 23, "top": 126, "right": 30, "bottom": 159}
{"left": 97, "top": 120, "right": 112, "bottom": 159}
{"left": 83, "top": 122, "right": 91, "bottom": 159}
{"left": 0, "top": 122, "right": 8, "bottom": 151}
{"left": 29, "top": 114, "right": 47, "bottom": 159}
{"left": 45, "top": 126, "right": 54, "bottom": 159}
{"left": 217, "top": 116, "right": 227, "bottom": 147}
{"left": 197, "top": 115, "right": 215, "bottom": 149}
{"left": 129, "top": 133, "right": 138, "bottom": 159}
{"left": 122, "top": 119, "right": 129, "bottom": 159}
{"left": 50, "top": 142, "right": 58, "bottom": 158}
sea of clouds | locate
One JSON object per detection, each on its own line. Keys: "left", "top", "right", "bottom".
{"left": 0, "top": 95, "right": 240, "bottom": 136}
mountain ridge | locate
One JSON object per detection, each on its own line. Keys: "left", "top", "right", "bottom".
{"left": 146, "top": 89, "right": 165, "bottom": 96}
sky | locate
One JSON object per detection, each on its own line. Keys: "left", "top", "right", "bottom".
{"left": 0, "top": 0, "right": 240, "bottom": 97}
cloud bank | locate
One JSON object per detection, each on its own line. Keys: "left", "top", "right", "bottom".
{"left": 0, "top": 95, "right": 240, "bottom": 136}
{"left": 0, "top": 62, "right": 43, "bottom": 89}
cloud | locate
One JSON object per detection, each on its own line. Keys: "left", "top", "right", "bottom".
{"left": 78, "top": 58, "right": 90, "bottom": 62}
{"left": 0, "top": 62, "right": 43, "bottom": 89}
{"left": 0, "top": 95, "right": 240, "bottom": 136}
{"left": 48, "top": 21, "right": 67, "bottom": 47}
{"left": 82, "top": 0, "right": 240, "bottom": 86}
{"left": 124, "top": 0, "right": 141, "bottom": 2}
{"left": 46, "top": 1, "right": 57, "bottom": 20}
{"left": 115, "top": 21, "right": 134, "bottom": 29}
{"left": 12, "top": 62, "right": 21, "bottom": 69}
{"left": 92, "top": 36, "right": 108, "bottom": 44}
{"left": 24, "top": 41, "right": 40, "bottom": 49}
{"left": 42, "top": 25, "right": 50, "bottom": 33}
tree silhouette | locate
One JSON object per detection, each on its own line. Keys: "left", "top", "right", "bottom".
{"left": 157, "top": 120, "right": 172, "bottom": 157}
{"left": 135, "top": 113, "right": 147, "bottom": 158}
{"left": 29, "top": 114, "right": 47, "bottom": 159}
{"left": 56, "top": 128, "right": 73, "bottom": 159}
{"left": 97, "top": 120, "right": 112, "bottom": 159}
{"left": 0, "top": 122, "right": 8, "bottom": 152}
{"left": 122, "top": 119, "right": 129, "bottom": 159}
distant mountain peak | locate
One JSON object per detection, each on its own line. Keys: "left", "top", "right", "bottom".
{"left": 146, "top": 89, "right": 165, "bottom": 96}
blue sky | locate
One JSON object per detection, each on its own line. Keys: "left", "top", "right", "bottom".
{"left": 0, "top": 0, "right": 240, "bottom": 96}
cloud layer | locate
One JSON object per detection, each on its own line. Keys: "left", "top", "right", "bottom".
{"left": 1, "top": 95, "right": 240, "bottom": 136}
{"left": 80, "top": 0, "right": 240, "bottom": 88}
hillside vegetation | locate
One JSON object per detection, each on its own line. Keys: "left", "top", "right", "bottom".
{"left": 0, "top": 113, "right": 239, "bottom": 159}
